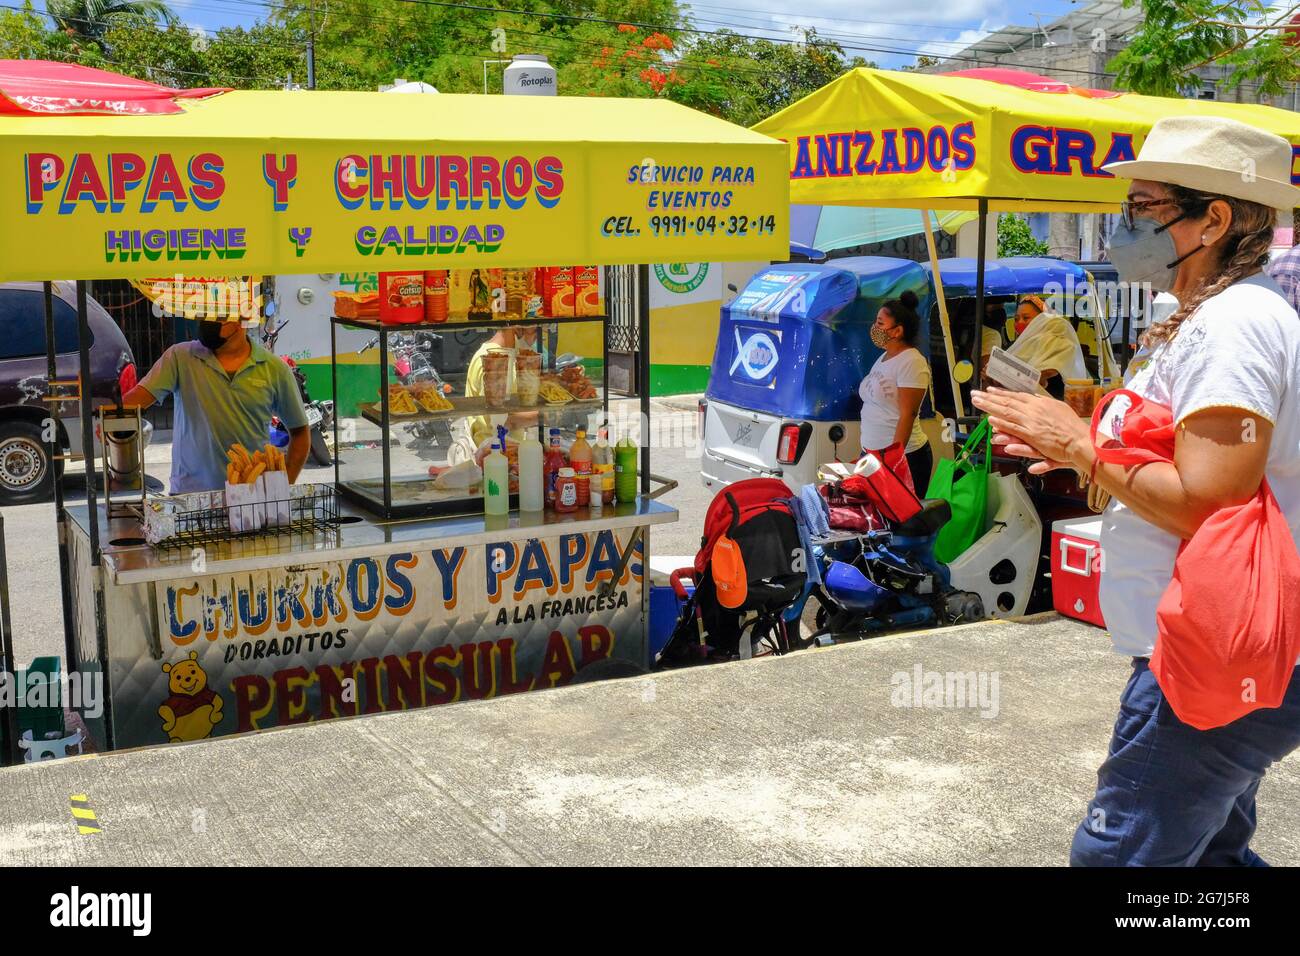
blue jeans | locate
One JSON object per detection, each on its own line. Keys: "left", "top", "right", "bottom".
{"left": 1071, "top": 658, "right": 1300, "bottom": 866}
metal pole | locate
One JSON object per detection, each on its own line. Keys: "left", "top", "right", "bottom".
{"left": 75, "top": 280, "right": 113, "bottom": 750}
{"left": 44, "top": 283, "right": 77, "bottom": 669}
{"left": 306, "top": 0, "right": 317, "bottom": 90}
{"left": 972, "top": 199, "right": 989, "bottom": 393}
{"left": 76, "top": 282, "right": 99, "bottom": 558}
{"left": 0, "top": 515, "right": 17, "bottom": 766}
{"left": 637, "top": 264, "right": 651, "bottom": 494}
{"left": 601, "top": 268, "right": 610, "bottom": 434}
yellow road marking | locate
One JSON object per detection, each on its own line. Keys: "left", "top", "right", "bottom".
{"left": 69, "top": 795, "right": 100, "bottom": 834}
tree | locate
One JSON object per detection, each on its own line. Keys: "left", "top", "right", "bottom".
{"left": 998, "top": 214, "right": 1049, "bottom": 258}
{"left": 904, "top": 54, "right": 941, "bottom": 71}
{"left": 267, "top": 0, "right": 686, "bottom": 94}
{"left": 48, "top": 0, "right": 177, "bottom": 52}
{"left": 1109, "top": 0, "right": 1300, "bottom": 98}
{"left": 1111, "top": 1, "right": 1300, "bottom": 240}
{"left": 0, "top": 3, "right": 56, "bottom": 59}
{"left": 669, "top": 29, "right": 872, "bottom": 125}
{"left": 102, "top": 22, "right": 315, "bottom": 90}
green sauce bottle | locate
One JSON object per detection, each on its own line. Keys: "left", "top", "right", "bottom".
{"left": 615, "top": 434, "right": 638, "bottom": 504}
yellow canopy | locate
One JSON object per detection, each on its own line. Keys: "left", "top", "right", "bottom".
{"left": 0, "top": 91, "right": 788, "bottom": 281}
{"left": 753, "top": 68, "right": 1300, "bottom": 212}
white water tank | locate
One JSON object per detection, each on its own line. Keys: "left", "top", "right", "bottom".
{"left": 503, "top": 54, "right": 557, "bottom": 96}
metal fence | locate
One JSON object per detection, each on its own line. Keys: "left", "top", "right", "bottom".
{"left": 825, "top": 230, "right": 957, "bottom": 262}
{"left": 88, "top": 280, "right": 176, "bottom": 430}
{"left": 604, "top": 264, "right": 642, "bottom": 396}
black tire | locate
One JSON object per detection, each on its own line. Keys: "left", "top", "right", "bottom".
{"left": 0, "top": 419, "right": 55, "bottom": 505}
{"left": 309, "top": 426, "right": 332, "bottom": 466}
{"left": 568, "top": 657, "right": 648, "bottom": 684}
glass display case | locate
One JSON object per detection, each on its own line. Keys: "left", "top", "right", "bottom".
{"left": 329, "top": 313, "right": 609, "bottom": 518}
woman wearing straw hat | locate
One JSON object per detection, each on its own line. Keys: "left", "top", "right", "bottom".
{"left": 972, "top": 115, "right": 1300, "bottom": 866}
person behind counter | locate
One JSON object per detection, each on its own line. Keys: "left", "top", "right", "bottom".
{"left": 121, "top": 317, "right": 309, "bottom": 493}
{"left": 1005, "top": 294, "right": 1090, "bottom": 399}
{"left": 858, "top": 290, "right": 933, "bottom": 495}
{"left": 464, "top": 324, "right": 541, "bottom": 450}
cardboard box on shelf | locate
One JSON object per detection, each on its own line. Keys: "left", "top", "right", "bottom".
{"left": 575, "top": 265, "right": 601, "bottom": 316}
{"left": 540, "top": 266, "right": 575, "bottom": 317}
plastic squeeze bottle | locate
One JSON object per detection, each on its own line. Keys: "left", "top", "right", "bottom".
{"left": 483, "top": 439, "right": 509, "bottom": 516}
{"left": 615, "top": 434, "right": 638, "bottom": 504}
{"left": 518, "top": 429, "right": 544, "bottom": 512}
{"left": 543, "top": 427, "right": 566, "bottom": 508}
{"left": 569, "top": 427, "right": 593, "bottom": 506}
{"left": 593, "top": 427, "right": 615, "bottom": 506}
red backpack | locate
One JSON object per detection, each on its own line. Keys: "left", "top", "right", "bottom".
{"left": 695, "top": 478, "right": 794, "bottom": 577}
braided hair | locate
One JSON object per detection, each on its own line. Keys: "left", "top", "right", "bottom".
{"left": 1141, "top": 185, "right": 1276, "bottom": 348}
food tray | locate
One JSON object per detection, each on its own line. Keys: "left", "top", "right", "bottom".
{"left": 358, "top": 394, "right": 603, "bottom": 425}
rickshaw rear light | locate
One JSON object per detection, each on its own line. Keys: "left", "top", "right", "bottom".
{"left": 777, "top": 422, "right": 809, "bottom": 465}
{"left": 697, "top": 399, "right": 707, "bottom": 441}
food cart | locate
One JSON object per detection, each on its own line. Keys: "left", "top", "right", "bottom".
{"left": 0, "top": 73, "right": 786, "bottom": 751}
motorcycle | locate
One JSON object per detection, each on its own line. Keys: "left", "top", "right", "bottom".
{"left": 262, "top": 318, "right": 335, "bottom": 466}
{"left": 800, "top": 505, "right": 986, "bottom": 644}
{"left": 359, "top": 331, "right": 456, "bottom": 462}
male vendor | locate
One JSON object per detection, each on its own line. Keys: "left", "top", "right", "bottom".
{"left": 123, "top": 317, "right": 310, "bottom": 493}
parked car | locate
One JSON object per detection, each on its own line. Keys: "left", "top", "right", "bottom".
{"left": 0, "top": 282, "right": 143, "bottom": 505}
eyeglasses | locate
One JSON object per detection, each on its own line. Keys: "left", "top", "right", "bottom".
{"left": 1120, "top": 198, "right": 1178, "bottom": 230}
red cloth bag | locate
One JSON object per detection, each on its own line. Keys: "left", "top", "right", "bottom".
{"left": 851, "top": 447, "right": 923, "bottom": 523}
{"left": 1091, "top": 389, "right": 1300, "bottom": 729}
{"left": 864, "top": 442, "right": 918, "bottom": 496}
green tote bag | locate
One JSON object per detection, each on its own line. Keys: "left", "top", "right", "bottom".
{"left": 929, "top": 417, "right": 992, "bottom": 564}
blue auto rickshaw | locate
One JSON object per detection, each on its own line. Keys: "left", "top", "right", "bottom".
{"left": 699, "top": 256, "right": 932, "bottom": 493}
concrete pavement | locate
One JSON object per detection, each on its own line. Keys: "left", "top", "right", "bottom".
{"left": 4, "top": 613, "right": 1300, "bottom": 866}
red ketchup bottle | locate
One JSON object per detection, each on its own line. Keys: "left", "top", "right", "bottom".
{"left": 543, "top": 427, "right": 566, "bottom": 508}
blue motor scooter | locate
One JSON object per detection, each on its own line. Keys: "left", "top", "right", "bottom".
{"left": 786, "top": 496, "right": 985, "bottom": 645}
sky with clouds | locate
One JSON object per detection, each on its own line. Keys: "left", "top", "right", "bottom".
{"left": 28, "top": 0, "right": 1098, "bottom": 69}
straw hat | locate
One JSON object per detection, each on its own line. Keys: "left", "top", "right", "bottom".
{"left": 1102, "top": 115, "right": 1300, "bottom": 210}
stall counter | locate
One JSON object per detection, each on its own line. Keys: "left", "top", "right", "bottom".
{"left": 66, "top": 499, "right": 675, "bottom": 751}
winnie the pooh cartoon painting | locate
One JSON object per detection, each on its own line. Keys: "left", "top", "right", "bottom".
{"left": 158, "top": 651, "right": 223, "bottom": 743}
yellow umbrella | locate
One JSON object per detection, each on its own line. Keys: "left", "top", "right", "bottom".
{"left": 753, "top": 67, "right": 1300, "bottom": 401}
{"left": 753, "top": 67, "right": 1300, "bottom": 212}
{"left": 0, "top": 90, "right": 788, "bottom": 281}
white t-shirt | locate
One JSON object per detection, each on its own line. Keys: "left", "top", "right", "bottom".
{"left": 1099, "top": 273, "right": 1300, "bottom": 657}
{"left": 858, "top": 348, "right": 932, "bottom": 453}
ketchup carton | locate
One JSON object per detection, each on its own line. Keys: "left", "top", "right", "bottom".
{"left": 378, "top": 271, "right": 425, "bottom": 324}
{"left": 574, "top": 265, "right": 601, "bottom": 317}
{"left": 540, "top": 266, "right": 576, "bottom": 318}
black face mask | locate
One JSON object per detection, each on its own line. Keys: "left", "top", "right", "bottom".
{"left": 197, "top": 322, "right": 231, "bottom": 352}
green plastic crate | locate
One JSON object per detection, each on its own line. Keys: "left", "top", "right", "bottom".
{"left": 16, "top": 656, "right": 64, "bottom": 740}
